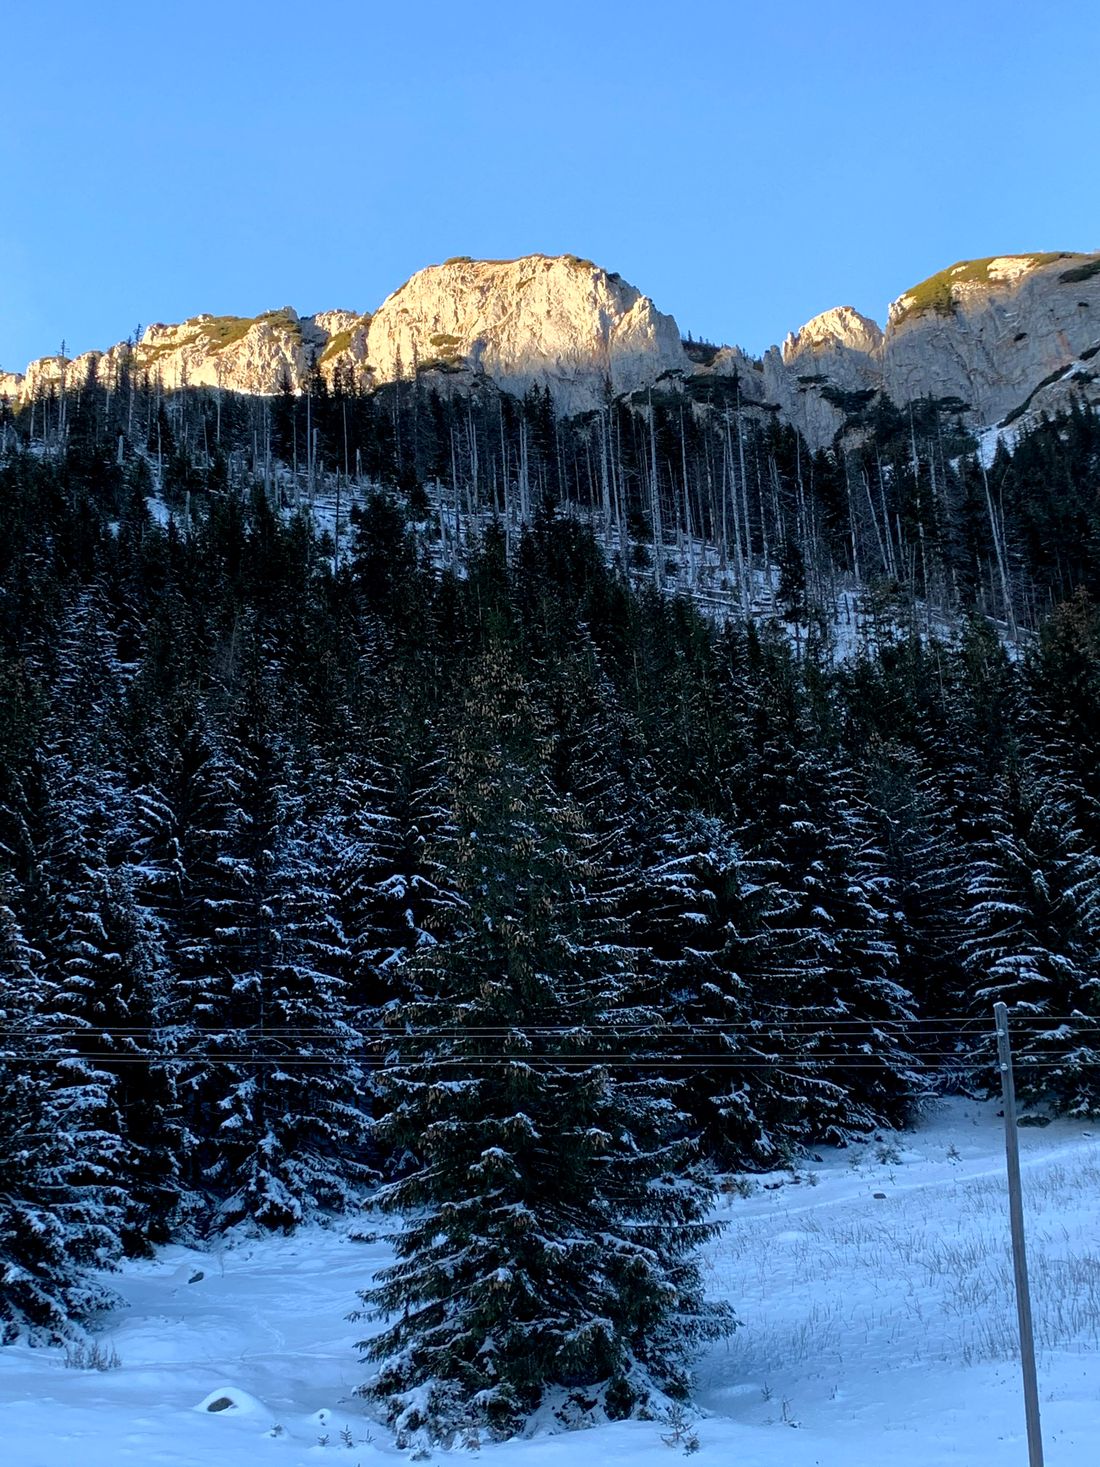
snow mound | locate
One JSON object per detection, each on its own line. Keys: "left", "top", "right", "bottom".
{"left": 194, "top": 1385, "right": 267, "bottom": 1416}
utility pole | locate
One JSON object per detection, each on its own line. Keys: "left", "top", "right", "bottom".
{"left": 994, "top": 1002, "right": 1044, "bottom": 1467}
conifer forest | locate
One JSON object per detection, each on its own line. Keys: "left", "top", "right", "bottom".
{"left": 2, "top": 365, "right": 1100, "bottom": 1443}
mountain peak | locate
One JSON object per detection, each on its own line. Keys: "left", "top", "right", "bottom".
{"left": 783, "top": 306, "right": 884, "bottom": 365}
{"left": 366, "top": 254, "right": 685, "bottom": 413}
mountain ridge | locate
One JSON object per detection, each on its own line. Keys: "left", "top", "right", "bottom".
{"left": 4, "top": 248, "right": 1099, "bottom": 449}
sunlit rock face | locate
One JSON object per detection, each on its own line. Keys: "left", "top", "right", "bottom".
{"left": 0, "top": 309, "right": 374, "bottom": 403}
{"left": 130, "top": 311, "right": 310, "bottom": 392}
{"left": 2, "top": 257, "right": 684, "bottom": 417}
{"left": 784, "top": 306, "right": 885, "bottom": 373}
{"left": 772, "top": 307, "right": 885, "bottom": 447}
{"left": 307, "top": 310, "right": 374, "bottom": 387}
{"left": 692, "top": 256, "right": 1100, "bottom": 449}
{"left": 124, "top": 309, "right": 373, "bottom": 394}
{"left": 364, "top": 255, "right": 688, "bottom": 414}
{"left": 692, "top": 308, "right": 885, "bottom": 449}
{"left": 882, "top": 253, "right": 1100, "bottom": 428}
{"left": 0, "top": 367, "right": 23, "bottom": 400}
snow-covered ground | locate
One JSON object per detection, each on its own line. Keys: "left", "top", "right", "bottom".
{"left": 3, "top": 1099, "right": 1098, "bottom": 1466}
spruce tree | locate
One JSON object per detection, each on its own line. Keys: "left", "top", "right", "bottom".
{"left": 737, "top": 719, "right": 924, "bottom": 1142}
{"left": 0, "top": 892, "right": 125, "bottom": 1341}
{"left": 175, "top": 674, "right": 371, "bottom": 1230}
{"left": 962, "top": 756, "right": 1100, "bottom": 1115}
{"left": 356, "top": 639, "right": 730, "bottom": 1446}
{"left": 53, "top": 865, "right": 178, "bottom": 1250}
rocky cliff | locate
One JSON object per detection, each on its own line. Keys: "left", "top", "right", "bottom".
{"left": 0, "top": 307, "right": 373, "bottom": 404}
{"left": 363, "top": 255, "right": 686, "bottom": 414}
{"left": 3, "top": 250, "right": 1098, "bottom": 450}
{"left": 882, "top": 253, "right": 1100, "bottom": 426}
{"left": 691, "top": 253, "right": 1100, "bottom": 448}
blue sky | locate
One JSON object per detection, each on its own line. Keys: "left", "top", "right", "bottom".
{"left": 2, "top": 0, "right": 1097, "bottom": 370}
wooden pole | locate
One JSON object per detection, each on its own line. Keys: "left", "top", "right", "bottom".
{"left": 994, "top": 1002, "right": 1044, "bottom": 1467}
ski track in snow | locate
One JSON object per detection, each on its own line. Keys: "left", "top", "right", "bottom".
{"left": 2, "top": 1098, "right": 1099, "bottom": 1465}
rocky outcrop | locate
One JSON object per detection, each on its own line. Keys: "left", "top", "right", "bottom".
{"left": 311, "top": 310, "right": 373, "bottom": 386}
{"left": 783, "top": 305, "right": 884, "bottom": 375}
{"left": 0, "top": 308, "right": 372, "bottom": 404}
{"left": 693, "top": 254, "right": 1100, "bottom": 449}
{"left": 693, "top": 308, "right": 885, "bottom": 447}
{"left": 126, "top": 308, "right": 354, "bottom": 393}
{"left": 364, "top": 255, "right": 687, "bottom": 414}
{"left": 882, "top": 253, "right": 1100, "bottom": 426}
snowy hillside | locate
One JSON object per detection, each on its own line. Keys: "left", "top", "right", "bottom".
{"left": 2, "top": 1099, "right": 1098, "bottom": 1467}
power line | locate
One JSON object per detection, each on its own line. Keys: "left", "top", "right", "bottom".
{"left": 2, "top": 1062, "right": 1097, "bottom": 1073}
{"left": 0, "top": 1017, "right": 1095, "bottom": 1038}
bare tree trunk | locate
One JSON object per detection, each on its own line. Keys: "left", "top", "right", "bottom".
{"left": 679, "top": 409, "right": 695, "bottom": 590}
{"left": 599, "top": 409, "right": 613, "bottom": 542}
{"left": 467, "top": 401, "right": 478, "bottom": 522}
{"left": 735, "top": 388, "right": 753, "bottom": 582}
{"left": 647, "top": 392, "right": 663, "bottom": 589}
{"left": 981, "top": 456, "right": 1017, "bottom": 641}
{"left": 724, "top": 415, "right": 749, "bottom": 615}
{"left": 862, "top": 466, "right": 889, "bottom": 575}
{"left": 845, "top": 456, "right": 862, "bottom": 587}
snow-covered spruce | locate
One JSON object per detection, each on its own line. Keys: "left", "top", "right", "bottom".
{"left": 171, "top": 643, "right": 374, "bottom": 1232}
{"left": 0, "top": 899, "right": 125, "bottom": 1342}
{"left": 963, "top": 748, "right": 1100, "bottom": 1114}
{"left": 354, "top": 638, "right": 732, "bottom": 1444}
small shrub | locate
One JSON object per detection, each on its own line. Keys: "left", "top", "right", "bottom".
{"left": 661, "top": 1402, "right": 701, "bottom": 1455}
{"left": 63, "top": 1339, "right": 121, "bottom": 1371}
{"left": 1060, "top": 256, "right": 1100, "bottom": 284}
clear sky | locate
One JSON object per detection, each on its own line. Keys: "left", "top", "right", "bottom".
{"left": 2, "top": 0, "right": 1097, "bottom": 371}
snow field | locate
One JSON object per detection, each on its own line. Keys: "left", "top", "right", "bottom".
{"left": 696, "top": 1100, "right": 1100, "bottom": 1460}
{"left": 1, "top": 1099, "right": 1098, "bottom": 1466}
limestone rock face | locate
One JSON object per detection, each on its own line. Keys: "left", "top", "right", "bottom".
{"left": 783, "top": 306, "right": 884, "bottom": 376}
{"left": 2, "top": 256, "right": 684, "bottom": 416}
{"left": 699, "top": 346, "right": 771, "bottom": 403}
{"left": 308, "top": 310, "right": 373, "bottom": 386}
{"left": 131, "top": 309, "right": 311, "bottom": 393}
{"left": 1017, "top": 356, "right": 1100, "bottom": 423}
{"left": 882, "top": 253, "right": 1100, "bottom": 424}
{"left": 762, "top": 346, "right": 849, "bottom": 448}
{"left": 773, "top": 307, "right": 884, "bottom": 445}
{"left": 693, "top": 308, "right": 885, "bottom": 448}
{"left": 0, "top": 309, "right": 373, "bottom": 404}
{"left": 694, "top": 255, "right": 1100, "bottom": 449}
{"left": 364, "top": 255, "right": 687, "bottom": 414}
{"left": 15, "top": 354, "right": 74, "bottom": 399}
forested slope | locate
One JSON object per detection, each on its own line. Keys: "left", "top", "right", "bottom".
{"left": 2, "top": 369, "right": 1100, "bottom": 1438}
